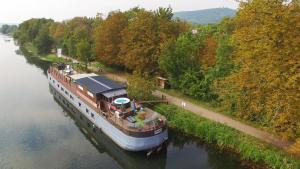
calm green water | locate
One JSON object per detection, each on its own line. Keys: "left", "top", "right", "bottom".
{"left": 0, "top": 34, "right": 254, "bottom": 169}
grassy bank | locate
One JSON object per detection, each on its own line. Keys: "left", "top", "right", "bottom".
{"left": 152, "top": 104, "right": 299, "bottom": 169}
{"left": 23, "top": 42, "right": 38, "bottom": 55}
{"left": 40, "top": 54, "right": 66, "bottom": 63}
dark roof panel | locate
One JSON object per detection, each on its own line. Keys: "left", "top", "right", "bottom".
{"left": 75, "top": 75, "right": 125, "bottom": 95}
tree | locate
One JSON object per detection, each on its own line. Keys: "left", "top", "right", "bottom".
{"left": 198, "top": 37, "right": 217, "bottom": 70}
{"left": 159, "top": 33, "right": 199, "bottom": 88}
{"left": 49, "top": 22, "right": 66, "bottom": 48}
{"left": 120, "top": 10, "right": 160, "bottom": 73}
{"left": 217, "top": 0, "right": 300, "bottom": 139}
{"left": 0, "top": 24, "right": 17, "bottom": 35}
{"left": 34, "top": 25, "right": 54, "bottom": 54}
{"left": 119, "top": 7, "right": 188, "bottom": 74}
{"left": 94, "top": 11, "right": 127, "bottom": 65}
{"left": 127, "top": 72, "right": 155, "bottom": 101}
{"left": 62, "top": 17, "right": 94, "bottom": 58}
{"left": 155, "top": 7, "right": 174, "bottom": 21}
{"left": 14, "top": 18, "right": 53, "bottom": 45}
{"left": 288, "top": 138, "right": 300, "bottom": 157}
{"left": 76, "top": 40, "right": 92, "bottom": 69}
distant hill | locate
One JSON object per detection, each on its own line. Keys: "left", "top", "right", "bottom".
{"left": 174, "top": 8, "right": 236, "bottom": 25}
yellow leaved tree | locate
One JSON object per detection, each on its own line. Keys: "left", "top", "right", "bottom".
{"left": 215, "top": 0, "right": 300, "bottom": 139}
{"left": 288, "top": 138, "right": 300, "bottom": 157}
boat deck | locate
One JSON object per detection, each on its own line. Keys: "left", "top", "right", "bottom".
{"left": 48, "top": 67, "right": 167, "bottom": 137}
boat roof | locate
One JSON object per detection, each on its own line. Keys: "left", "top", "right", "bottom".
{"left": 103, "top": 89, "right": 127, "bottom": 98}
{"left": 70, "top": 73, "right": 98, "bottom": 80}
{"left": 75, "top": 75, "right": 125, "bottom": 95}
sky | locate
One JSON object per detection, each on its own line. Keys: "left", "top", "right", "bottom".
{"left": 0, "top": 0, "right": 239, "bottom": 24}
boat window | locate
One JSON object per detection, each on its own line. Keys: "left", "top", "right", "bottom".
{"left": 78, "top": 102, "right": 81, "bottom": 107}
{"left": 57, "top": 84, "right": 59, "bottom": 88}
{"left": 91, "top": 113, "right": 94, "bottom": 118}
{"left": 53, "top": 80, "right": 55, "bottom": 83}
{"left": 61, "top": 87, "right": 64, "bottom": 91}
{"left": 86, "top": 108, "right": 89, "bottom": 113}
{"left": 70, "top": 95, "right": 74, "bottom": 100}
{"left": 50, "top": 77, "right": 51, "bottom": 80}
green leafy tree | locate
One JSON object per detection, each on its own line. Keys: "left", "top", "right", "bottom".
{"left": 155, "top": 7, "right": 174, "bottom": 21}
{"left": 34, "top": 25, "right": 54, "bottom": 54}
{"left": 76, "top": 40, "right": 92, "bottom": 69}
{"left": 0, "top": 24, "right": 17, "bottom": 34}
{"left": 62, "top": 17, "right": 94, "bottom": 58}
{"left": 159, "top": 33, "right": 199, "bottom": 88}
{"left": 127, "top": 72, "right": 155, "bottom": 101}
{"left": 14, "top": 18, "right": 53, "bottom": 46}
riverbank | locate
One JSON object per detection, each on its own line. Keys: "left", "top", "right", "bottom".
{"left": 152, "top": 104, "right": 299, "bottom": 169}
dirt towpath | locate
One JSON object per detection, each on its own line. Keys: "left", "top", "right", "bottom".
{"left": 153, "top": 90, "right": 292, "bottom": 148}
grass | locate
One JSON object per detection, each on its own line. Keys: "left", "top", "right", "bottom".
{"left": 24, "top": 43, "right": 38, "bottom": 56}
{"left": 160, "top": 88, "right": 224, "bottom": 112}
{"left": 152, "top": 103, "right": 300, "bottom": 169}
{"left": 21, "top": 43, "right": 67, "bottom": 64}
{"left": 41, "top": 54, "right": 66, "bottom": 63}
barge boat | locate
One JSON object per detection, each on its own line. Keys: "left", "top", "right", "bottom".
{"left": 47, "top": 64, "right": 168, "bottom": 151}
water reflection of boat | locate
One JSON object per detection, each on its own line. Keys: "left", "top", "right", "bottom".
{"left": 49, "top": 85, "right": 167, "bottom": 169}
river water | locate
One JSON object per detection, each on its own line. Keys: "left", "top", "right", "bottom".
{"left": 0, "top": 34, "right": 254, "bottom": 169}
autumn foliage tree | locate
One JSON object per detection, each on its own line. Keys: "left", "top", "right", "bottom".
{"left": 119, "top": 7, "right": 188, "bottom": 74}
{"left": 94, "top": 11, "right": 128, "bottom": 66}
{"left": 288, "top": 138, "right": 300, "bottom": 157}
{"left": 49, "top": 22, "right": 66, "bottom": 48}
{"left": 120, "top": 10, "right": 161, "bottom": 74}
{"left": 216, "top": 0, "right": 300, "bottom": 139}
